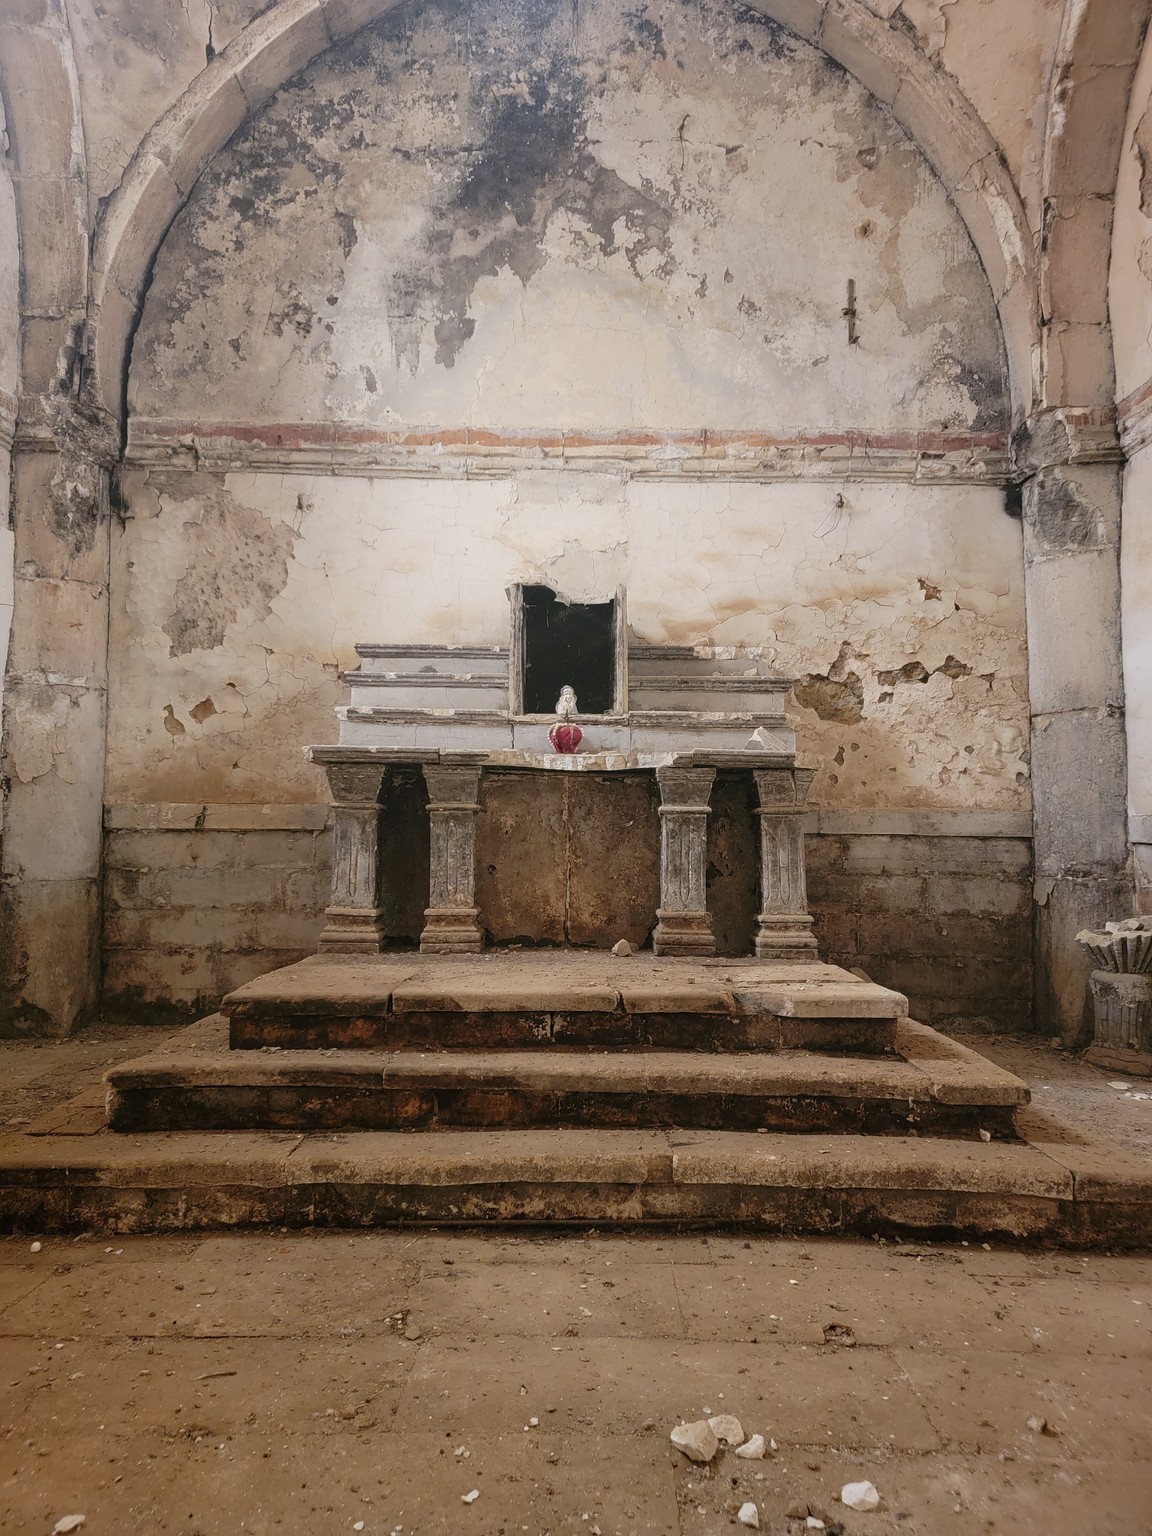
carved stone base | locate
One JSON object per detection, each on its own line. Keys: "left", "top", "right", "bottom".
{"left": 653, "top": 910, "right": 716, "bottom": 958}
{"left": 754, "top": 913, "right": 820, "bottom": 961}
{"left": 318, "top": 907, "right": 387, "bottom": 954}
{"left": 420, "top": 908, "right": 484, "bottom": 955}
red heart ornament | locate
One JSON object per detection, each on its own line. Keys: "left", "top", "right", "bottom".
{"left": 548, "top": 722, "right": 583, "bottom": 754}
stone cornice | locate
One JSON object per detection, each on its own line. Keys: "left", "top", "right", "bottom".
{"left": 1012, "top": 407, "right": 1123, "bottom": 475}
{"left": 125, "top": 419, "right": 1012, "bottom": 484}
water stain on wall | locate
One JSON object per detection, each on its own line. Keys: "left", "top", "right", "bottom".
{"left": 161, "top": 480, "right": 299, "bottom": 656}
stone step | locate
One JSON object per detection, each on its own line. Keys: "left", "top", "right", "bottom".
{"left": 4, "top": 1122, "right": 1149, "bottom": 1247}
{"left": 224, "top": 954, "right": 907, "bottom": 1053}
{"left": 104, "top": 1020, "right": 1027, "bottom": 1137}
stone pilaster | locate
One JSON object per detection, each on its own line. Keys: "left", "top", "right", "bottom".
{"left": 1019, "top": 415, "right": 1131, "bottom": 1044}
{"left": 653, "top": 765, "right": 716, "bottom": 958}
{"left": 421, "top": 761, "right": 484, "bottom": 954}
{"left": 753, "top": 767, "right": 818, "bottom": 961}
{"left": 1, "top": 425, "right": 114, "bottom": 1036}
{"left": 318, "top": 762, "right": 387, "bottom": 952}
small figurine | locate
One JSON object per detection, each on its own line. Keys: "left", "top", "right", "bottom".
{"left": 549, "top": 684, "right": 583, "bottom": 754}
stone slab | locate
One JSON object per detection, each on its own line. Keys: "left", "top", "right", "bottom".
{"left": 222, "top": 952, "right": 908, "bottom": 1049}
{"left": 102, "top": 1026, "right": 1026, "bottom": 1137}
{"left": 895, "top": 1019, "right": 1031, "bottom": 1106}
{"left": 225, "top": 955, "right": 419, "bottom": 1017}
{"left": 390, "top": 980, "right": 621, "bottom": 1013}
{"left": 1, "top": 1126, "right": 1148, "bottom": 1246}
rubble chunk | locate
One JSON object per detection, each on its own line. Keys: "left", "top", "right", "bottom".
{"left": 841, "top": 1480, "right": 881, "bottom": 1511}
{"left": 707, "top": 1413, "right": 745, "bottom": 1446}
{"left": 670, "top": 1419, "right": 719, "bottom": 1462}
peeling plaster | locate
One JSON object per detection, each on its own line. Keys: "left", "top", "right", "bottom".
{"left": 108, "top": 472, "right": 1030, "bottom": 812}
{"left": 130, "top": 0, "right": 1007, "bottom": 435}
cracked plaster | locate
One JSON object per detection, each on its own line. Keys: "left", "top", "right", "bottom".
{"left": 63, "top": 0, "right": 267, "bottom": 211}
{"left": 129, "top": 0, "right": 1006, "bottom": 435}
{"left": 1112, "top": 21, "right": 1152, "bottom": 835}
{"left": 1111, "top": 18, "right": 1152, "bottom": 403}
{"left": 108, "top": 470, "right": 1029, "bottom": 813}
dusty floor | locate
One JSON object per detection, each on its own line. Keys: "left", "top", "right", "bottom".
{"left": 0, "top": 1026, "right": 1149, "bottom": 1533}
{"left": 0, "top": 1227, "right": 1149, "bottom": 1535}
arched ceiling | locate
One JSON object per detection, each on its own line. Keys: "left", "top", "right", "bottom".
{"left": 84, "top": 0, "right": 1038, "bottom": 428}
{"left": 3, "top": 0, "right": 1149, "bottom": 447}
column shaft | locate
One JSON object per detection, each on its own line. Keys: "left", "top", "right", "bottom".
{"left": 318, "top": 763, "right": 386, "bottom": 952}
{"left": 421, "top": 762, "right": 483, "bottom": 954}
{"left": 754, "top": 767, "right": 818, "bottom": 961}
{"left": 653, "top": 765, "right": 716, "bottom": 958}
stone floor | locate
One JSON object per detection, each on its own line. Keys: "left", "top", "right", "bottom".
{"left": 0, "top": 1226, "right": 1149, "bottom": 1535}
{"left": 0, "top": 1026, "right": 1151, "bottom": 1531}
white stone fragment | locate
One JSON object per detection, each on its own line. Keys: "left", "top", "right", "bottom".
{"left": 612, "top": 939, "right": 634, "bottom": 956}
{"left": 52, "top": 1520, "right": 86, "bottom": 1535}
{"left": 707, "top": 1413, "right": 745, "bottom": 1446}
{"left": 806, "top": 1521, "right": 825, "bottom": 1531}
{"left": 1109, "top": 1082, "right": 1131, "bottom": 1090}
{"left": 841, "top": 1480, "right": 881, "bottom": 1511}
{"left": 353, "top": 1523, "right": 365, "bottom": 1532}
{"left": 735, "top": 1433, "right": 766, "bottom": 1459}
{"left": 30, "top": 1242, "right": 42, "bottom": 1253}
{"left": 461, "top": 1489, "right": 480, "bottom": 1504}
{"left": 670, "top": 1419, "right": 719, "bottom": 1462}
{"left": 738, "top": 1502, "right": 760, "bottom": 1528}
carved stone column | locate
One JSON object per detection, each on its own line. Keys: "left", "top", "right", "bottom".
{"left": 318, "top": 762, "right": 387, "bottom": 952}
{"left": 753, "top": 767, "right": 818, "bottom": 961}
{"left": 421, "top": 761, "right": 484, "bottom": 954}
{"left": 653, "top": 765, "right": 716, "bottom": 957}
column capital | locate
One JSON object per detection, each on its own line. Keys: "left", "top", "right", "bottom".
{"left": 753, "top": 765, "right": 816, "bottom": 811}
{"left": 1013, "top": 407, "right": 1121, "bottom": 474}
{"left": 322, "top": 761, "right": 386, "bottom": 807}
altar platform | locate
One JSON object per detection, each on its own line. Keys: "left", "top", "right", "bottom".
{"left": 100, "top": 953, "right": 1028, "bottom": 1141}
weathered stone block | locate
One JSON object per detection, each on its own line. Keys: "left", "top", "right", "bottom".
{"left": 1031, "top": 707, "right": 1129, "bottom": 876}
{"left": 0, "top": 876, "right": 101, "bottom": 1036}
{"left": 1025, "top": 549, "right": 1121, "bottom": 714}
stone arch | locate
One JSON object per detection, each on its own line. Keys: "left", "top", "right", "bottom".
{"left": 0, "top": 0, "right": 89, "bottom": 403}
{"left": 1039, "top": 0, "right": 1152, "bottom": 416}
{"left": 88, "top": 0, "right": 1037, "bottom": 427}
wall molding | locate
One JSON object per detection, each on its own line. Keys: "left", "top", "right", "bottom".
{"left": 105, "top": 804, "right": 330, "bottom": 832}
{"left": 125, "top": 419, "right": 1013, "bottom": 485}
{"left": 104, "top": 802, "right": 1032, "bottom": 838}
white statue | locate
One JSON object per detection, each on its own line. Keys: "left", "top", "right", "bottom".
{"left": 555, "top": 685, "right": 578, "bottom": 718}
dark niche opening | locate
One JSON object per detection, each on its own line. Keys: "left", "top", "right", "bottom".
{"left": 521, "top": 584, "right": 616, "bottom": 715}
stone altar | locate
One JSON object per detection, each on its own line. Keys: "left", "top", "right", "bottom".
{"left": 308, "top": 630, "right": 817, "bottom": 962}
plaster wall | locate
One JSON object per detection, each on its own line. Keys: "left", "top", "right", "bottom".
{"left": 0, "top": 110, "right": 20, "bottom": 831}
{"left": 1113, "top": 20, "right": 1152, "bottom": 906}
{"left": 1110, "top": 17, "right": 1152, "bottom": 406}
{"left": 108, "top": 471, "right": 1028, "bottom": 815}
{"left": 1122, "top": 443, "right": 1152, "bottom": 906}
{"left": 128, "top": 0, "right": 1006, "bottom": 436}
{"left": 102, "top": 0, "right": 1031, "bottom": 1021}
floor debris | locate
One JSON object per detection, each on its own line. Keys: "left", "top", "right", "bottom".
{"left": 671, "top": 1419, "right": 719, "bottom": 1462}
{"left": 841, "top": 1479, "right": 881, "bottom": 1511}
